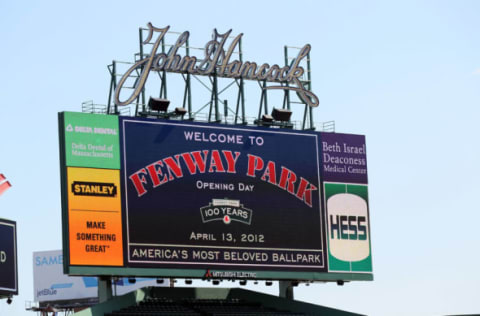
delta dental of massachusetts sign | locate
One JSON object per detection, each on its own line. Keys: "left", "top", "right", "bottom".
{"left": 114, "top": 23, "right": 319, "bottom": 108}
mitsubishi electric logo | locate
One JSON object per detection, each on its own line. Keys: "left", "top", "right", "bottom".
{"left": 200, "top": 199, "right": 252, "bottom": 225}
{"left": 204, "top": 269, "right": 257, "bottom": 279}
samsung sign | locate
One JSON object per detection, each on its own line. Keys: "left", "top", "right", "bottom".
{"left": 33, "top": 250, "right": 167, "bottom": 303}
{"left": 0, "top": 219, "right": 18, "bottom": 296}
{"left": 59, "top": 112, "right": 372, "bottom": 281}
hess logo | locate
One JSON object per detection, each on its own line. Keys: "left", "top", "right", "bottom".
{"left": 329, "top": 215, "right": 367, "bottom": 241}
{"left": 327, "top": 193, "right": 369, "bottom": 262}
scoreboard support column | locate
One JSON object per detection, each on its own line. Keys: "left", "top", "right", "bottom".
{"left": 98, "top": 277, "right": 113, "bottom": 303}
{"left": 279, "top": 281, "right": 295, "bottom": 300}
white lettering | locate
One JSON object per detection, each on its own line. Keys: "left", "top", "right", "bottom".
{"left": 185, "top": 131, "right": 244, "bottom": 144}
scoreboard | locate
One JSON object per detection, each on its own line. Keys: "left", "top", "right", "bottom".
{"left": 59, "top": 112, "right": 372, "bottom": 281}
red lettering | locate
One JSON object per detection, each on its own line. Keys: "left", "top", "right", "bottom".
{"left": 222, "top": 150, "right": 241, "bottom": 173}
{"left": 146, "top": 161, "right": 167, "bottom": 187}
{"left": 246, "top": 154, "right": 264, "bottom": 177}
{"left": 164, "top": 156, "right": 184, "bottom": 180}
{"left": 278, "top": 167, "right": 297, "bottom": 194}
{"left": 295, "top": 177, "right": 317, "bottom": 207}
{"left": 132, "top": 150, "right": 316, "bottom": 207}
{"left": 129, "top": 169, "right": 148, "bottom": 196}
{"left": 208, "top": 150, "right": 225, "bottom": 172}
{"left": 260, "top": 161, "right": 277, "bottom": 185}
{"left": 181, "top": 150, "right": 208, "bottom": 175}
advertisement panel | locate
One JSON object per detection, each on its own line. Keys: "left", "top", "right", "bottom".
{"left": 59, "top": 112, "right": 124, "bottom": 270}
{"left": 324, "top": 183, "right": 372, "bottom": 273}
{"left": 320, "top": 133, "right": 372, "bottom": 273}
{"left": 0, "top": 219, "right": 18, "bottom": 296}
{"left": 33, "top": 250, "right": 167, "bottom": 303}
{"left": 59, "top": 112, "right": 372, "bottom": 281}
{"left": 62, "top": 112, "right": 120, "bottom": 169}
{"left": 66, "top": 167, "right": 123, "bottom": 266}
{"left": 34, "top": 250, "right": 97, "bottom": 302}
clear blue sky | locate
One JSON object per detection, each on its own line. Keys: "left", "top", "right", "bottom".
{"left": 1, "top": 1, "right": 480, "bottom": 315}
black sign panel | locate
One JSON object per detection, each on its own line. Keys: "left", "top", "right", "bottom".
{"left": 0, "top": 219, "right": 18, "bottom": 296}
{"left": 120, "top": 118, "right": 325, "bottom": 272}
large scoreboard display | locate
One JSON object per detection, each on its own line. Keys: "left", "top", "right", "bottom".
{"left": 59, "top": 112, "right": 372, "bottom": 281}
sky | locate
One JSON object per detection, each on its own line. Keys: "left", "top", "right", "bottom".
{"left": 1, "top": 0, "right": 480, "bottom": 315}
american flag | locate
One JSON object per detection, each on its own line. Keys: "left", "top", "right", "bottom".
{"left": 0, "top": 173, "right": 12, "bottom": 196}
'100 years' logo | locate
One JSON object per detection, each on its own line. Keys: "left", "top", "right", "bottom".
{"left": 200, "top": 199, "right": 252, "bottom": 225}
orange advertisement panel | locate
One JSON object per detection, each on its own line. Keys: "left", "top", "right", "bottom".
{"left": 67, "top": 167, "right": 123, "bottom": 266}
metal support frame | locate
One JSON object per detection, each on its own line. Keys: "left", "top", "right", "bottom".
{"left": 235, "top": 38, "right": 247, "bottom": 124}
{"left": 306, "top": 50, "right": 314, "bottom": 130}
{"left": 284, "top": 46, "right": 315, "bottom": 130}
{"left": 257, "top": 80, "right": 269, "bottom": 119}
{"left": 98, "top": 277, "right": 113, "bottom": 303}
{"left": 234, "top": 78, "right": 246, "bottom": 124}
{"left": 107, "top": 61, "right": 118, "bottom": 115}
{"left": 159, "top": 38, "right": 167, "bottom": 100}
{"left": 106, "top": 27, "right": 318, "bottom": 130}
{"left": 138, "top": 28, "right": 146, "bottom": 115}
{"left": 107, "top": 60, "right": 142, "bottom": 116}
{"left": 279, "top": 281, "right": 295, "bottom": 300}
{"left": 184, "top": 38, "right": 193, "bottom": 120}
{"left": 208, "top": 73, "right": 221, "bottom": 122}
{"left": 283, "top": 46, "right": 291, "bottom": 112}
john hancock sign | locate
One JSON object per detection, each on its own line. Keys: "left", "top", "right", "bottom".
{"left": 114, "top": 23, "right": 319, "bottom": 108}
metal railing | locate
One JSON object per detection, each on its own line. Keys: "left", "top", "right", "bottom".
{"left": 80, "top": 100, "right": 334, "bottom": 132}
{"left": 82, "top": 101, "right": 130, "bottom": 116}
